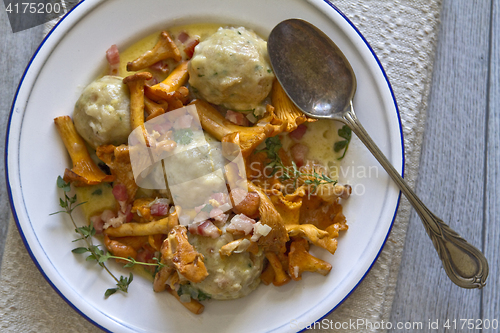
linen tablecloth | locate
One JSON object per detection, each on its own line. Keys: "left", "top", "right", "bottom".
{"left": 0, "top": 0, "right": 442, "bottom": 331}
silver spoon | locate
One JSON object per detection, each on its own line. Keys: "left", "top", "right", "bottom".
{"left": 268, "top": 18, "right": 488, "bottom": 289}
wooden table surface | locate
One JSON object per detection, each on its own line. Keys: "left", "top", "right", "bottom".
{"left": 1, "top": 1, "right": 498, "bottom": 332}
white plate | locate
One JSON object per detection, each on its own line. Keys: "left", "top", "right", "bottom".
{"left": 6, "top": 0, "right": 403, "bottom": 332}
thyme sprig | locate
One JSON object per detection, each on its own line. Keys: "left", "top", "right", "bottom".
{"left": 257, "top": 137, "right": 337, "bottom": 191}
{"left": 280, "top": 161, "right": 337, "bottom": 191}
{"left": 51, "top": 176, "right": 165, "bottom": 298}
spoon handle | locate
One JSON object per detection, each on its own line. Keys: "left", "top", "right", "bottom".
{"left": 343, "top": 105, "right": 488, "bottom": 289}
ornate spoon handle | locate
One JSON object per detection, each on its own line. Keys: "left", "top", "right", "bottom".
{"left": 342, "top": 104, "right": 488, "bottom": 289}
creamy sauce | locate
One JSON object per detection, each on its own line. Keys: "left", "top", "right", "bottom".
{"left": 281, "top": 121, "right": 343, "bottom": 178}
{"left": 116, "top": 24, "right": 222, "bottom": 78}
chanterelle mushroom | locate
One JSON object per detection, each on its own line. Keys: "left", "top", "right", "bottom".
{"left": 54, "top": 116, "right": 114, "bottom": 187}
{"left": 271, "top": 80, "right": 315, "bottom": 132}
{"left": 127, "top": 31, "right": 182, "bottom": 72}
{"left": 160, "top": 225, "right": 208, "bottom": 283}
{"left": 288, "top": 238, "right": 332, "bottom": 280}
{"left": 123, "top": 71, "right": 153, "bottom": 131}
{"left": 286, "top": 223, "right": 338, "bottom": 255}
{"left": 96, "top": 144, "right": 137, "bottom": 203}
{"left": 192, "top": 99, "right": 285, "bottom": 157}
{"left": 247, "top": 182, "right": 289, "bottom": 254}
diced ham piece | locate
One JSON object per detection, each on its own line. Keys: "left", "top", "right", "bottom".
{"left": 150, "top": 60, "right": 169, "bottom": 73}
{"left": 188, "top": 222, "right": 199, "bottom": 234}
{"left": 103, "top": 187, "right": 132, "bottom": 229}
{"left": 150, "top": 203, "right": 169, "bottom": 216}
{"left": 250, "top": 222, "right": 272, "bottom": 242}
{"left": 100, "top": 209, "right": 115, "bottom": 224}
{"left": 136, "top": 249, "right": 154, "bottom": 265}
{"left": 104, "top": 211, "right": 126, "bottom": 229}
{"left": 152, "top": 121, "right": 172, "bottom": 134}
{"left": 289, "top": 124, "right": 307, "bottom": 140}
{"left": 225, "top": 110, "right": 250, "bottom": 126}
{"left": 184, "top": 39, "right": 199, "bottom": 59}
{"left": 148, "top": 198, "right": 170, "bottom": 216}
{"left": 210, "top": 192, "right": 228, "bottom": 205}
{"left": 106, "top": 44, "right": 120, "bottom": 76}
{"left": 195, "top": 204, "right": 207, "bottom": 214}
{"left": 226, "top": 214, "right": 256, "bottom": 235}
{"left": 188, "top": 221, "right": 221, "bottom": 238}
{"left": 112, "top": 183, "right": 128, "bottom": 202}
{"left": 198, "top": 221, "right": 221, "bottom": 238}
{"left": 194, "top": 210, "right": 210, "bottom": 223}
{"left": 212, "top": 213, "right": 229, "bottom": 227}
{"left": 173, "top": 114, "right": 193, "bottom": 129}
{"left": 91, "top": 215, "right": 104, "bottom": 234}
{"left": 121, "top": 204, "right": 133, "bottom": 223}
{"left": 209, "top": 207, "right": 224, "bottom": 218}
{"left": 290, "top": 143, "right": 309, "bottom": 167}
{"left": 177, "top": 31, "right": 189, "bottom": 43}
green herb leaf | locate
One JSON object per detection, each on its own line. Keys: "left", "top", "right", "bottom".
{"left": 86, "top": 254, "right": 97, "bottom": 262}
{"left": 177, "top": 283, "right": 211, "bottom": 301}
{"left": 116, "top": 273, "right": 133, "bottom": 293}
{"left": 72, "top": 247, "right": 89, "bottom": 254}
{"left": 335, "top": 125, "right": 352, "bottom": 160}
{"left": 59, "top": 198, "right": 68, "bottom": 209}
{"left": 338, "top": 125, "right": 352, "bottom": 140}
{"left": 123, "top": 261, "right": 136, "bottom": 268}
{"left": 92, "top": 189, "right": 103, "bottom": 196}
{"left": 57, "top": 176, "right": 71, "bottom": 192}
{"left": 174, "top": 128, "right": 194, "bottom": 145}
{"left": 105, "top": 288, "right": 118, "bottom": 298}
{"left": 333, "top": 140, "right": 348, "bottom": 152}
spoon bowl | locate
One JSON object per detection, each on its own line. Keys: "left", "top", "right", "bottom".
{"left": 268, "top": 18, "right": 356, "bottom": 119}
{"left": 268, "top": 18, "right": 489, "bottom": 289}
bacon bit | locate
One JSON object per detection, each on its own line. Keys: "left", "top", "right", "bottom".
{"left": 188, "top": 222, "right": 199, "bottom": 234}
{"left": 151, "top": 121, "right": 172, "bottom": 134}
{"left": 104, "top": 212, "right": 126, "bottom": 229}
{"left": 177, "top": 31, "right": 189, "bottom": 43}
{"left": 124, "top": 204, "right": 133, "bottom": 222}
{"left": 227, "top": 214, "right": 256, "bottom": 235}
{"left": 101, "top": 209, "right": 115, "bottom": 224}
{"left": 198, "top": 221, "right": 221, "bottom": 238}
{"left": 194, "top": 204, "right": 206, "bottom": 214}
{"left": 184, "top": 39, "right": 199, "bottom": 59}
{"left": 290, "top": 143, "right": 309, "bottom": 167}
{"left": 225, "top": 110, "right": 250, "bottom": 126}
{"left": 188, "top": 220, "right": 221, "bottom": 238}
{"left": 210, "top": 192, "right": 228, "bottom": 205}
{"left": 209, "top": 207, "right": 224, "bottom": 218}
{"left": 112, "top": 183, "right": 128, "bottom": 202}
{"left": 194, "top": 210, "right": 210, "bottom": 223}
{"left": 151, "top": 203, "right": 169, "bottom": 216}
{"left": 150, "top": 60, "right": 170, "bottom": 73}
{"left": 106, "top": 44, "right": 120, "bottom": 76}
{"left": 136, "top": 247, "right": 155, "bottom": 264}
{"left": 173, "top": 114, "right": 193, "bottom": 129}
{"left": 104, "top": 204, "right": 132, "bottom": 229}
{"left": 289, "top": 124, "right": 307, "bottom": 140}
{"left": 250, "top": 222, "right": 272, "bottom": 242}
{"left": 212, "top": 213, "right": 229, "bottom": 227}
{"left": 91, "top": 215, "right": 104, "bottom": 234}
